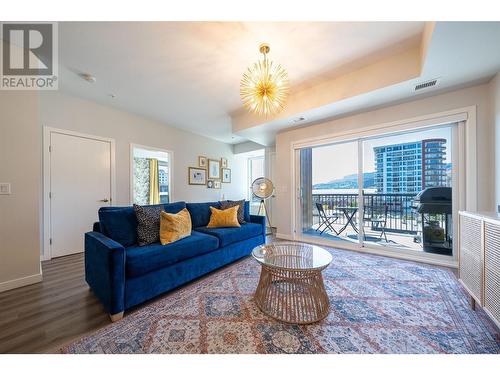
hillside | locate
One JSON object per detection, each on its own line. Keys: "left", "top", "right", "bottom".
{"left": 313, "top": 172, "right": 376, "bottom": 190}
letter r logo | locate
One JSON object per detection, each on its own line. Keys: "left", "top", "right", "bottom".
{"left": 2, "top": 23, "right": 53, "bottom": 76}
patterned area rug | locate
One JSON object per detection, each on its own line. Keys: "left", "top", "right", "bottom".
{"left": 63, "top": 247, "right": 500, "bottom": 354}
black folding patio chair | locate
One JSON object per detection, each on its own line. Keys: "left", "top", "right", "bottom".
{"left": 315, "top": 202, "right": 340, "bottom": 235}
{"left": 363, "top": 204, "right": 389, "bottom": 241}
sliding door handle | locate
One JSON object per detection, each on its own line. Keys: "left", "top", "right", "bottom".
{"left": 99, "top": 198, "right": 109, "bottom": 203}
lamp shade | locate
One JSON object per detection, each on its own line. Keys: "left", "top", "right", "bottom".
{"left": 252, "top": 177, "right": 274, "bottom": 199}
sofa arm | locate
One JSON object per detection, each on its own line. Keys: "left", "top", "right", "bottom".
{"left": 250, "top": 214, "right": 266, "bottom": 234}
{"left": 85, "top": 231, "right": 125, "bottom": 315}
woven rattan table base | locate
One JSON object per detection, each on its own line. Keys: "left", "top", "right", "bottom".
{"left": 254, "top": 264, "right": 330, "bottom": 324}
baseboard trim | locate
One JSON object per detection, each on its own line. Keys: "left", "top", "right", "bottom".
{"left": 0, "top": 272, "right": 43, "bottom": 293}
{"left": 276, "top": 234, "right": 458, "bottom": 269}
{"left": 275, "top": 232, "right": 294, "bottom": 240}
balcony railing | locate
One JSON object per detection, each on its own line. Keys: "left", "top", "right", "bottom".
{"left": 312, "top": 192, "right": 420, "bottom": 234}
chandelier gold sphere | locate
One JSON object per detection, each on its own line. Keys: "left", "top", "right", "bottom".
{"left": 240, "top": 43, "right": 289, "bottom": 117}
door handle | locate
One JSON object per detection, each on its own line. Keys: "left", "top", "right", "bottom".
{"left": 99, "top": 198, "right": 109, "bottom": 203}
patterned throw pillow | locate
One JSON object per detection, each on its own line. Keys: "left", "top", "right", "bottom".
{"left": 207, "top": 206, "right": 240, "bottom": 228}
{"left": 134, "top": 204, "right": 163, "bottom": 246}
{"left": 220, "top": 199, "right": 245, "bottom": 224}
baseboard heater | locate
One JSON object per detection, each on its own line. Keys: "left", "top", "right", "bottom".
{"left": 458, "top": 211, "right": 500, "bottom": 329}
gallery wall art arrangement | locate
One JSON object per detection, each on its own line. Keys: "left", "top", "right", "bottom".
{"left": 188, "top": 156, "right": 231, "bottom": 189}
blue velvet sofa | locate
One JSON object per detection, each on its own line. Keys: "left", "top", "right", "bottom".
{"left": 85, "top": 200, "right": 265, "bottom": 321}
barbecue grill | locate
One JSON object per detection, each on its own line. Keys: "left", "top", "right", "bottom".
{"left": 412, "top": 187, "right": 452, "bottom": 255}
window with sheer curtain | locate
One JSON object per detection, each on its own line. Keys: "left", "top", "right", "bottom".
{"left": 132, "top": 146, "right": 171, "bottom": 205}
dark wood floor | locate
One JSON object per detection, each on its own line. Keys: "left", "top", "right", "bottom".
{"left": 0, "top": 237, "right": 457, "bottom": 353}
{"left": 0, "top": 253, "right": 110, "bottom": 353}
{"left": 0, "top": 237, "right": 279, "bottom": 354}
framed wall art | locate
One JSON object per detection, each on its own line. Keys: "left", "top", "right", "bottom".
{"left": 208, "top": 159, "right": 221, "bottom": 179}
{"left": 198, "top": 156, "right": 207, "bottom": 168}
{"left": 188, "top": 167, "right": 207, "bottom": 185}
{"left": 222, "top": 168, "right": 231, "bottom": 183}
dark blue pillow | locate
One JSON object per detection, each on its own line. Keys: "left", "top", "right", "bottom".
{"left": 244, "top": 200, "right": 251, "bottom": 222}
{"left": 186, "top": 201, "right": 221, "bottom": 228}
{"left": 98, "top": 201, "right": 186, "bottom": 247}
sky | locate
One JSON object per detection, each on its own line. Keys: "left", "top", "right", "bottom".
{"left": 311, "top": 126, "right": 453, "bottom": 184}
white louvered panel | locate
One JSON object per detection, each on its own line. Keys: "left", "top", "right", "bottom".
{"left": 484, "top": 221, "right": 500, "bottom": 326}
{"left": 459, "top": 214, "right": 482, "bottom": 302}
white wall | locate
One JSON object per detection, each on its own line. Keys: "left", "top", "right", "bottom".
{"left": 39, "top": 91, "right": 247, "bottom": 205}
{"left": 0, "top": 89, "right": 248, "bottom": 291}
{"left": 0, "top": 91, "right": 42, "bottom": 291}
{"left": 264, "top": 146, "right": 277, "bottom": 226}
{"left": 490, "top": 73, "right": 500, "bottom": 209}
{"left": 233, "top": 141, "right": 265, "bottom": 154}
{"left": 275, "top": 83, "right": 495, "bottom": 238}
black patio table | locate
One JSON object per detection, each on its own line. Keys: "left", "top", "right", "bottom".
{"left": 337, "top": 206, "right": 359, "bottom": 235}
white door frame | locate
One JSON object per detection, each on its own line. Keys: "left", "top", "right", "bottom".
{"left": 265, "top": 149, "right": 277, "bottom": 226}
{"left": 290, "top": 106, "right": 477, "bottom": 269}
{"left": 129, "top": 143, "right": 174, "bottom": 205}
{"left": 42, "top": 126, "right": 116, "bottom": 261}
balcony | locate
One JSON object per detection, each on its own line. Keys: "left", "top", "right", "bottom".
{"left": 304, "top": 192, "right": 447, "bottom": 252}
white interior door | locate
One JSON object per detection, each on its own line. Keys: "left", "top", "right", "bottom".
{"left": 50, "top": 132, "right": 112, "bottom": 258}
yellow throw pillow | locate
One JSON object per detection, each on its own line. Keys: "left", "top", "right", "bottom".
{"left": 207, "top": 205, "right": 241, "bottom": 228}
{"left": 159, "top": 208, "right": 192, "bottom": 245}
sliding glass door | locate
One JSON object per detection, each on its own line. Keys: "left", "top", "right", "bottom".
{"left": 361, "top": 126, "right": 453, "bottom": 255}
{"left": 298, "top": 123, "right": 456, "bottom": 259}
{"left": 299, "top": 140, "right": 360, "bottom": 245}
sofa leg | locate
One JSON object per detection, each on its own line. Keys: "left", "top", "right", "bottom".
{"left": 109, "top": 311, "right": 124, "bottom": 322}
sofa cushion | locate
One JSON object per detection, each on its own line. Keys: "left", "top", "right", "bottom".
{"left": 186, "top": 201, "right": 221, "bottom": 228}
{"left": 98, "top": 202, "right": 186, "bottom": 247}
{"left": 194, "top": 222, "right": 263, "bottom": 247}
{"left": 98, "top": 206, "right": 138, "bottom": 247}
{"left": 162, "top": 201, "right": 188, "bottom": 214}
{"left": 220, "top": 199, "right": 246, "bottom": 223}
{"left": 243, "top": 201, "right": 251, "bottom": 222}
{"left": 125, "top": 231, "right": 219, "bottom": 277}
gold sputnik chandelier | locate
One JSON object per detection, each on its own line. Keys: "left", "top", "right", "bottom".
{"left": 240, "top": 43, "right": 289, "bottom": 117}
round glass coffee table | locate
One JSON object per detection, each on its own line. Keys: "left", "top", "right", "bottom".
{"left": 252, "top": 242, "right": 332, "bottom": 324}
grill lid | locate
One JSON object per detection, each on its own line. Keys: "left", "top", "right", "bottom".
{"left": 413, "top": 187, "right": 451, "bottom": 203}
{"left": 412, "top": 187, "right": 452, "bottom": 214}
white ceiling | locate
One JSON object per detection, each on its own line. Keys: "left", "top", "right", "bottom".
{"left": 54, "top": 22, "right": 500, "bottom": 146}
{"left": 57, "top": 22, "right": 425, "bottom": 144}
{"left": 232, "top": 22, "right": 500, "bottom": 145}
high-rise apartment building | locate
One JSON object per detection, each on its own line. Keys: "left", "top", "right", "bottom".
{"left": 374, "top": 138, "right": 447, "bottom": 193}
{"left": 159, "top": 168, "right": 168, "bottom": 185}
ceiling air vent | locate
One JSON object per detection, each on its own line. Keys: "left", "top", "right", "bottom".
{"left": 414, "top": 78, "right": 439, "bottom": 92}
{"left": 293, "top": 116, "right": 306, "bottom": 124}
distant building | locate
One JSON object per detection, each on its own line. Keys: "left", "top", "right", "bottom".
{"left": 159, "top": 169, "right": 168, "bottom": 185}
{"left": 158, "top": 163, "right": 169, "bottom": 203}
{"left": 374, "top": 139, "right": 447, "bottom": 193}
